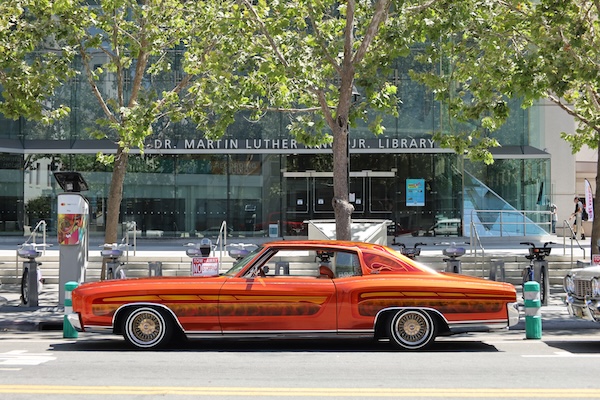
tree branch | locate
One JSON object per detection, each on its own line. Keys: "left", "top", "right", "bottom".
{"left": 238, "top": 0, "right": 289, "bottom": 69}
{"left": 547, "top": 92, "right": 600, "bottom": 133}
{"left": 78, "top": 45, "right": 118, "bottom": 125}
{"left": 352, "top": 0, "right": 391, "bottom": 64}
{"left": 307, "top": 3, "right": 341, "bottom": 75}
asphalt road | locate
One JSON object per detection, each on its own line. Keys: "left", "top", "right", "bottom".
{"left": 1, "top": 330, "right": 600, "bottom": 399}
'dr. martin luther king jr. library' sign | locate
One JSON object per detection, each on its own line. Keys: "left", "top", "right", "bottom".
{"left": 150, "top": 137, "right": 437, "bottom": 153}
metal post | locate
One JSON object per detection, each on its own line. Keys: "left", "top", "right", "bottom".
{"left": 63, "top": 281, "right": 78, "bottom": 338}
{"left": 524, "top": 281, "right": 542, "bottom": 339}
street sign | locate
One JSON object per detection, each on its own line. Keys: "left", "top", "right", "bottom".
{"left": 191, "top": 257, "right": 219, "bottom": 276}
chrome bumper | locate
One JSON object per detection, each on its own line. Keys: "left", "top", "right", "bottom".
{"left": 67, "top": 313, "right": 83, "bottom": 332}
{"left": 566, "top": 296, "right": 600, "bottom": 322}
{"left": 507, "top": 302, "right": 520, "bottom": 327}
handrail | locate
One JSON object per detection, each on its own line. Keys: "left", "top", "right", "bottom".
{"left": 15, "top": 220, "right": 48, "bottom": 280}
{"left": 469, "top": 221, "right": 485, "bottom": 277}
{"left": 123, "top": 221, "right": 137, "bottom": 256}
{"left": 23, "top": 220, "right": 48, "bottom": 254}
{"left": 561, "top": 219, "right": 585, "bottom": 265}
{"left": 469, "top": 209, "right": 552, "bottom": 236}
{"left": 215, "top": 220, "right": 227, "bottom": 268}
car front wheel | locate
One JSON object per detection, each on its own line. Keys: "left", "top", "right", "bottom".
{"left": 123, "top": 307, "right": 173, "bottom": 349}
{"left": 389, "top": 309, "right": 436, "bottom": 350}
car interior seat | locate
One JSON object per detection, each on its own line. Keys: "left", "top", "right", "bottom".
{"left": 318, "top": 265, "right": 335, "bottom": 279}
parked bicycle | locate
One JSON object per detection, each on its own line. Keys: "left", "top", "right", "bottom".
{"left": 520, "top": 241, "right": 552, "bottom": 306}
{"left": 101, "top": 242, "right": 129, "bottom": 280}
{"left": 17, "top": 243, "right": 50, "bottom": 306}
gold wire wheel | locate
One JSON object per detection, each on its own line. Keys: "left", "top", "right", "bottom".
{"left": 123, "top": 307, "right": 172, "bottom": 349}
{"left": 389, "top": 309, "right": 435, "bottom": 350}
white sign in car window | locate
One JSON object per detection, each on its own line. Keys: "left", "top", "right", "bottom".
{"left": 191, "top": 257, "right": 219, "bottom": 276}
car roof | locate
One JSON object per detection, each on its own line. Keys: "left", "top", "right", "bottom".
{"left": 261, "top": 240, "right": 388, "bottom": 252}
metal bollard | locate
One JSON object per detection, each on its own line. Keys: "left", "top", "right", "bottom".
{"left": 523, "top": 281, "right": 542, "bottom": 339}
{"left": 489, "top": 259, "right": 505, "bottom": 281}
{"left": 148, "top": 261, "right": 162, "bottom": 276}
{"left": 63, "top": 281, "right": 79, "bottom": 339}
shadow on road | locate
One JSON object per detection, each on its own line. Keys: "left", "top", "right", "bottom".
{"left": 544, "top": 340, "right": 600, "bottom": 354}
{"left": 49, "top": 336, "right": 499, "bottom": 353}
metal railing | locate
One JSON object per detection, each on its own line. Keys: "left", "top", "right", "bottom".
{"left": 560, "top": 219, "right": 586, "bottom": 264}
{"left": 468, "top": 221, "right": 486, "bottom": 277}
{"left": 214, "top": 220, "right": 228, "bottom": 267}
{"left": 469, "top": 209, "right": 552, "bottom": 237}
{"left": 122, "top": 221, "right": 137, "bottom": 256}
{"left": 15, "top": 220, "right": 48, "bottom": 280}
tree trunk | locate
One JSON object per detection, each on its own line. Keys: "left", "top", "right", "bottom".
{"left": 332, "top": 123, "right": 354, "bottom": 241}
{"left": 100, "top": 146, "right": 129, "bottom": 280}
{"left": 593, "top": 146, "right": 600, "bottom": 254}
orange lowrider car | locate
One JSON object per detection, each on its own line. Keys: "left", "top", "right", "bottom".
{"left": 69, "top": 240, "right": 519, "bottom": 350}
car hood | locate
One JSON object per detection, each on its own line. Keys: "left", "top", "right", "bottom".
{"left": 567, "top": 265, "right": 600, "bottom": 280}
{"left": 73, "top": 275, "right": 228, "bottom": 295}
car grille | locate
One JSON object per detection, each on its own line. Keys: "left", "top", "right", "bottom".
{"left": 573, "top": 279, "right": 593, "bottom": 297}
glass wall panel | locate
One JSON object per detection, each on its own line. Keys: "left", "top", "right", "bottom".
{"left": 0, "top": 116, "right": 21, "bottom": 140}
{"left": 465, "top": 157, "right": 551, "bottom": 233}
{"left": 0, "top": 154, "right": 24, "bottom": 234}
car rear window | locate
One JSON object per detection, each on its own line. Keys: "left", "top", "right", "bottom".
{"left": 362, "top": 252, "right": 420, "bottom": 273}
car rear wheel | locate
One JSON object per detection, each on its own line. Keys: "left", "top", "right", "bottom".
{"left": 123, "top": 307, "right": 173, "bottom": 349}
{"left": 389, "top": 309, "right": 436, "bottom": 350}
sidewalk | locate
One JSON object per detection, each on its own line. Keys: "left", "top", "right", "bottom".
{"left": 1, "top": 281, "right": 599, "bottom": 333}
{"left": 0, "top": 284, "right": 64, "bottom": 331}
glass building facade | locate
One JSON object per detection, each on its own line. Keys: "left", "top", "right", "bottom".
{"left": 0, "top": 52, "right": 551, "bottom": 239}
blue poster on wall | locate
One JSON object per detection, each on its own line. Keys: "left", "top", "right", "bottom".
{"left": 406, "top": 179, "right": 425, "bottom": 206}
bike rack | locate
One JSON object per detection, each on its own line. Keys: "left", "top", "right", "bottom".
{"left": 17, "top": 243, "right": 44, "bottom": 307}
{"left": 392, "top": 241, "right": 424, "bottom": 260}
{"left": 521, "top": 242, "right": 552, "bottom": 306}
{"left": 101, "top": 243, "right": 129, "bottom": 280}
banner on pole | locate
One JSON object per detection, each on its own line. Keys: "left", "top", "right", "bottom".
{"left": 585, "top": 178, "right": 594, "bottom": 222}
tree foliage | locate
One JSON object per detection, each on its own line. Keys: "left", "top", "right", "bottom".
{"left": 199, "top": 0, "right": 444, "bottom": 240}
{"left": 2, "top": 0, "right": 453, "bottom": 242}
{"left": 1, "top": 0, "right": 242, "bottom": 253}
{"left": 409, "top": 0, "right": 600, "bottom": 242}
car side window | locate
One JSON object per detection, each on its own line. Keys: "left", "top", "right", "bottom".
{"left": 362, "top": 252, "right": 418, "bottom": 274}
{"left": 246, "top": 249, "right": 324, "bottom": 278}
{"left": 242, "top": 249, "right": 363, "bottom": 279}
{"left": 334, "top": 251, "right": 361, "bottom": 277}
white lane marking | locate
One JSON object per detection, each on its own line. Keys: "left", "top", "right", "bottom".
{"left": 0, "top": 350, "right": 56, "bottom": 365}
{"left": 523, "top": 350, "right": 600, "bottom": 358}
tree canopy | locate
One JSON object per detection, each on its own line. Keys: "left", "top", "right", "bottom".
{"left": 410, "top": 0, "right": 600, "bottom": 242}
{"left": 201, "top": 0, "right": 443, "bottom": 240}
{"left": 1, "top": 0, "right": 448, "bottom": 242}
{"left": 4, "top": 0, "right": 594, "bottom": 244}
{"left": 1, "top": 0, "right": 243, "bottom": 252}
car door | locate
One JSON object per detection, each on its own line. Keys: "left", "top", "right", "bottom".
{"left": 218, "top": 248, "right": 337, "bottom": 333}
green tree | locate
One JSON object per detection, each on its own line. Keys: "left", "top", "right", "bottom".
{"left": 0, "top": 0, "right": 240, "bottom": 256}
{"left": 409, "top": 0, "right": 600, "bottom": 245}
{"left": 198, "top": 0, "right": 446, "bottom": 240}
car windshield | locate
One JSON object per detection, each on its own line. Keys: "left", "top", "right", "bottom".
{"left": 223, "top": 246, "right": 264, "bottom": 276}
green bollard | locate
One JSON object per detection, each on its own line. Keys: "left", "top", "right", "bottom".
{"left": 523, "top": 281, "right": 542, "bottom": 339}
{"left": 63, "top": 281, "right": 79, "bottom": 339}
